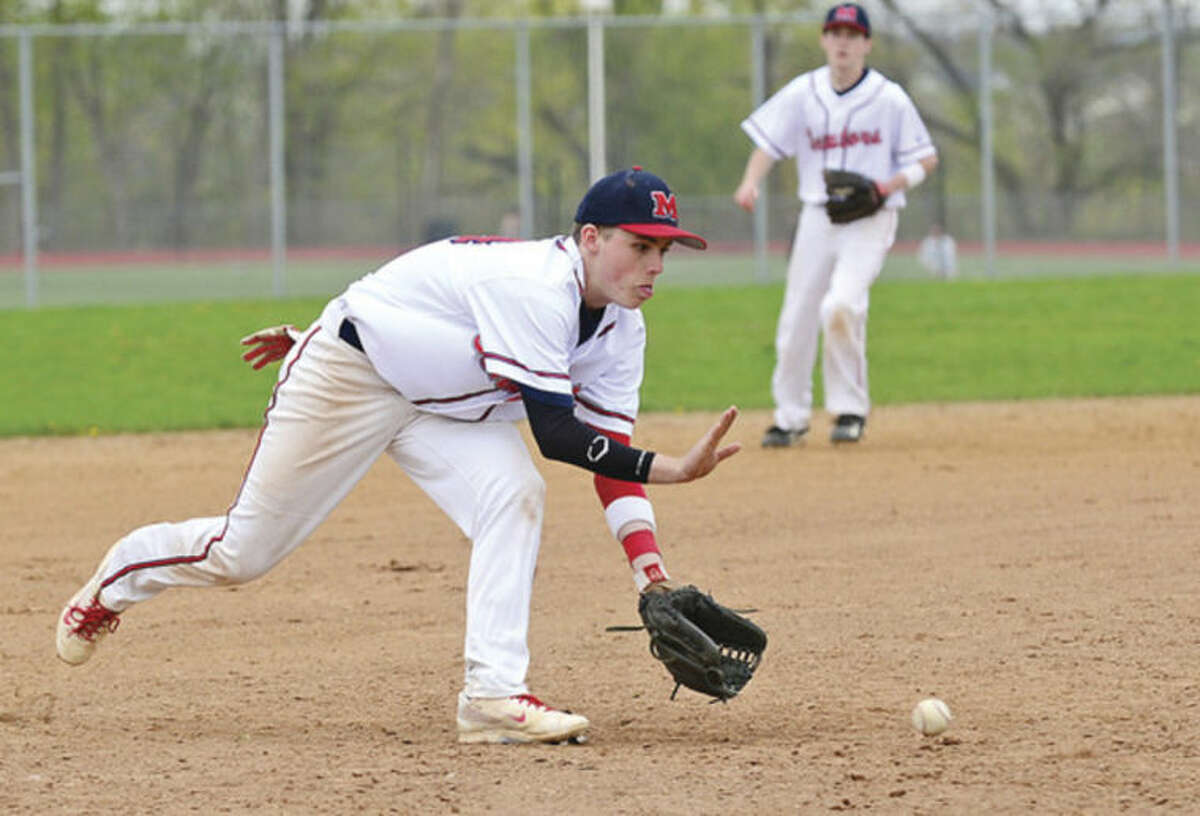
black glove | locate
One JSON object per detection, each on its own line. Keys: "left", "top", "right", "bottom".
{"left": 824, "top": 168, "right": 886, "bottom": 224}
{"left": 637, "top": 584, "right": 767, "bottom": 701}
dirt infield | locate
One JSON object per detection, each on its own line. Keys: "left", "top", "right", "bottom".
{"left": 3, "top": 397, "right": 1199, "bottom": 814}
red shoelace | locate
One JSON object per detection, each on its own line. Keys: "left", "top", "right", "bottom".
{"left": 511, "top": 693, "right": 550, "bottom": 710}
{"left": 64, "top": 599, "right": 120, "bottom": 641}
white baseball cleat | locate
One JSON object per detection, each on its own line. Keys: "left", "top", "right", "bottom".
{"left": 56, "top": 545, "right": 122, "bottom": 666}
{"left": 456, "top": 692, "right": 589, "bottom": 744}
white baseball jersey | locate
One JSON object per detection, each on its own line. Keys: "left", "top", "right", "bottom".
{"left": 320, "top": 235, "right": 644, "bottom": 437}
{"left": 741, "top": 65, "right": 935, "bottom": 209}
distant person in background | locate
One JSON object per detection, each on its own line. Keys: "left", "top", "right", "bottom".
{"left": 918, "top": 223, "right": 957, "bottom": 280}
{"left": 499, "top": 210, "right": 522, "bottom": 239}
{"left": 733, "top": 2, "right": 938, "bottom": 446}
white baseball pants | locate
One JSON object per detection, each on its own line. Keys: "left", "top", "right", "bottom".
{"left": 771, "top": 204, "right": 898, "bottom": 431}
{"left": 94, "top": 323, "right": 543, "bottom": 699}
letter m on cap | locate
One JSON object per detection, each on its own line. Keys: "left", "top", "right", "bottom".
{"left": 650, "top": 191, "right": 678, "bottom": 221}
{"left": 835, "top": 6, "right": 857, "bottom": 22}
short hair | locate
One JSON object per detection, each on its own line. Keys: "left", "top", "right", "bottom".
{"left": 571, "top": 223, "right": 615, "bottom": 243}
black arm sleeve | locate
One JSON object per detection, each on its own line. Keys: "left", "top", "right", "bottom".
{"left": 519, "top": 385, "right": 655, "bottom": 482}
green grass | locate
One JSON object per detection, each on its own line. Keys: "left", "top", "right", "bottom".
{"left": 3, "top": 273, "right": 1198, "bottom": 436}
{"left": 7, "top": 299, "right": 327, "bottom": 436}
{"left": 641, "top": 274, "right": 1200, "bottom": 413}
{"left": 863, "top": 275, "right": 1200, "bottom": 402}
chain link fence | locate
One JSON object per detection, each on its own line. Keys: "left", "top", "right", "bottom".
{"left": 0, "top": 6, "right": 1195, "bottom": 307}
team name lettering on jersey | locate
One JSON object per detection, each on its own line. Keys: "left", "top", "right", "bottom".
{"left": 649, "top": 191, "right": 678, "bottom": 221}
{"left": 742, "top": 65, "right": 935, "bottom": 206}
{"left": 807, "top": 127, "right": 882, "bottom": 151}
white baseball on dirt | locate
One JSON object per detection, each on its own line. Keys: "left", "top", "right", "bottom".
{"left": 911, "top": 697, "right": 953, "bottom": 736}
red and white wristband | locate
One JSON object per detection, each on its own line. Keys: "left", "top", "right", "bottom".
{"left": 605, "top": 495, "right": 668, "bottom": 591}
{"left": 622, "top": 529, "right": 669, "bottom": 592}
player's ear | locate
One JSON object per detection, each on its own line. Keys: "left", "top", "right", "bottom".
{"left": 578, "top": 223, "right": 601, "bottom": 251}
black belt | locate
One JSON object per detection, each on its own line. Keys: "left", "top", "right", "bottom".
{"left": 338, "top": 318, "right": 364, "bottom": 352}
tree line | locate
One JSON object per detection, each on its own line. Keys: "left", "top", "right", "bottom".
{"left": 0, "top": 0, "right": 1192, "bottom": 253}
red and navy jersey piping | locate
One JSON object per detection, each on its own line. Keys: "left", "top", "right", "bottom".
{"left": 575, "top": 393, "right": 635, "bottom": 425}
{"left": 99, "top": 325, "right": 323, "bottom": 592}
{"left": 478, "top": 349, "right": 571, "bottom": 381}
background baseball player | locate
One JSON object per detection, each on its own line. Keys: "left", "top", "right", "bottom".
{"left": 734, "top": 3, "right": 938, "bottom": 446}
{"left": 56, "top": 167, "right": 742, "bottom": 745}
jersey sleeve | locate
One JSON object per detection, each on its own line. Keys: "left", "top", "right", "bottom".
{"left": 571, "top": 318, "right": 644, "bottom": 437}
{"left": 740, "top": 75, "right": 807, "bottom": 160}
{"left": 467, "top": 278, "right": 575, "bottom": 396}
{"left": 892, "top": 86, "right": 937, "bottom": 166}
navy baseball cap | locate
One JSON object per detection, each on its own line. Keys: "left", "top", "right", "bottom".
{"left": 824, "top": 3, "right": 871, "bottom": 36}
{"left": 575, "top": 166, "right": 707, "bottom": 250}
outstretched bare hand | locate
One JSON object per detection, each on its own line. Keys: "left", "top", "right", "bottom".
{"left": 648, "top": 406, "right": 741, "bottom": 484}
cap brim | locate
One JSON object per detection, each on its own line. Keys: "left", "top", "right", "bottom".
{"left": 618, "top": 223, "right": 707, "bottom": 251}
{"left": 823, "top": 21, "right": 869, "bottom": 35}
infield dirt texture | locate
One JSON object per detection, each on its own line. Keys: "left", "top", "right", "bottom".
{"left": 4, "top": 398, "right": 1199, "bottom": 814}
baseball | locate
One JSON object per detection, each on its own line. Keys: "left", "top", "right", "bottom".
{"left": 911, "top": 697, "right": 952, "bottom": 736}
